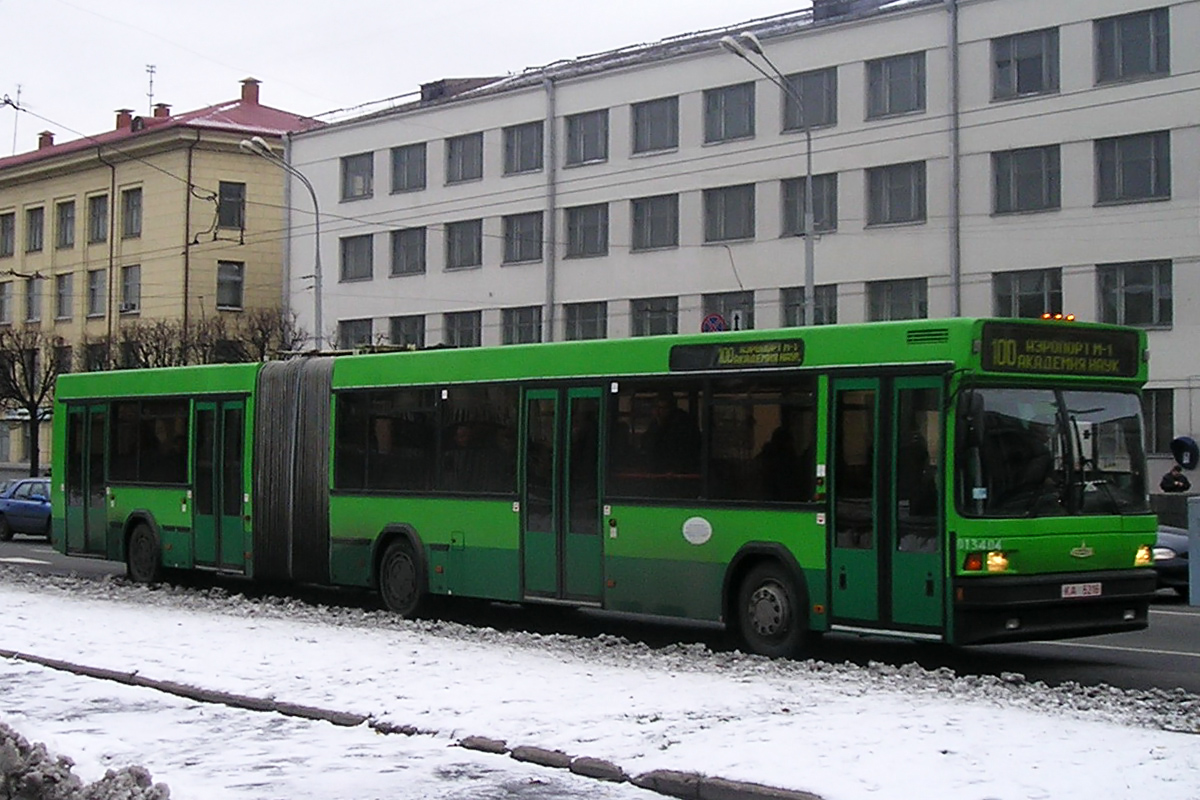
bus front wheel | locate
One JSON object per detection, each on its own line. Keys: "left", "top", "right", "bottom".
{"left": 737, "top": 562, "right": 807, "bottom": 658}
{"left": 126, "top": 524, "right": 162, "bottom": 584}
{"left": 379, "top": 540, "right": 425, "bottom": 617}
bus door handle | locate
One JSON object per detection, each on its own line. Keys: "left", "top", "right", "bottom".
{"left": 925, "top": 574, "right": 935, "bottom": 597}
{"left": 838, "top": 568, "right": 847, "bottom": 590}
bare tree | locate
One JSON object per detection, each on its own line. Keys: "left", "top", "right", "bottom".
{"left": 0, "top": 327, "right": 62, "bottom": 476}
{"left": 115, "top": 319, "right": 188, "bottom": 368}
{"left": 236, "top": 307, "right": 308, "bottom": 361}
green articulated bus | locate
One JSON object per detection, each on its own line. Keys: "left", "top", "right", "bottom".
{"left": 50, "top": 317, "right": 1158, "bottom": 657}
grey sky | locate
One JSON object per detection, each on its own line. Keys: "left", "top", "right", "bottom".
{"left": 1, "top": 0, "right": 806, "bottom": 152}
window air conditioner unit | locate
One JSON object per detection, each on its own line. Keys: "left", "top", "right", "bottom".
{"left": 119, "top": 302, "right": 138, "bottom": 313}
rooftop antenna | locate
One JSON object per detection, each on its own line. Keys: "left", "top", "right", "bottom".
{"left": 9, "top": 84, "right": 21, "bottom": 155}
{"left": 146, "top": 64, "right": 156, "bottom": 114}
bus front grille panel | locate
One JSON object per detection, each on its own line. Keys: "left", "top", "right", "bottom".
{"left": 253, "top": 358, "right": 333, "bottom": 582}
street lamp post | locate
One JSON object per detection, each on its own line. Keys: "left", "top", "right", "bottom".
{"left": 239, "top": 135, "right": 324, "bottom": 351}
{"left": 720, "top": 33, "right": 817, "bottom": 328}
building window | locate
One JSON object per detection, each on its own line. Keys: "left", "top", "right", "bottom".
{"left": 866, "top": 52, "right": 925, "bottom": 118}
{"left": 121, "top": 188, "right": 142, "bottom": 238}
{"left": 445, "top": 133, "right": 484, "bottom": 184}
{"left": 56, "top": 201, "right": 75, "bottom": 249}
{"left": 55, "top": 274, "right": 73, "bottom": 319}
{"left": 1097, "top": 260, "right": 1171, "bottom": 328}
{"left": 443, "top": 310, "right": 481, "bottom": 348}
{"left": 632, "top": 96, "right": 679, "bottom": 154}
{"left": 503, "top": 122, "right": 544, "bottom": 174}
{"left": 565, "top": 109, "right": 609, "bottom": 165}
{"left": 389, "top": 315, "right": 425, "bottom": 349}
{"left": 1096, "top": 131, "right": 1170, "bottom": 203}
{"left": 782, "top": 285, "right": 838, "bottom": 326}
{"left": 868, "top": 278, "right": 928, "bottom": 321}
{"left": 217, "top": 261, "right": 244, "bottom": 309}
{"left": 120, "top": 265, "right": 140, "bottom": 313}
{"left": 391, "top": 143, "right": 427, "bottom": 193}
{"left": 341, "top": 152, "right": 374, "bottom": 200}
{"left": 85, "top": 342, "right": 108, "bottom": 372}
{"left": 25, "top": 207, "right": 44, "bottom": 252}
{"left": 338, "top": 319, "right": 373, "bottom": 349}
{"left": 1096, "top": 8, "right": 1169, "bottom": 84}
{"left": 993, "top": 268, "right": 1062, "bottom": 318}
{"left": 565, "top": 301, "right": 607, "bottom": 341}
{"left": 87, "top": 195, "right": 108, "bottom": 243}
{"left": 993, "top": 28, "right": 1059, "bottom": 99}
{"left": 631, "top": 296, "right": 678, "bottom": 337}
{"left": 502, "top": 212, "right": 543, "bottom": 264}
{"left": 502, "top": 306, "right": 542, "bottom": 345}
{"left": 24, "top": 277, "right": 40, "bottom": 322}
{"left": 54, "top": 345, "right": 73, "bottom": 375}
{"left": 390, "top": 227, "right": 426, "bottom": 276}
{"left": 867, "top": 161, "right": 926, "bottom": 225}
{"left": 631, "top": 194, "right": 679, "bottom": 251}
{"left": 781, "top": 173, "right": 838, "bottom": 234}
{"left": 0, "top": 282, "right": 10, "bottom": 323}
{"left": 704, "top": 82, "right": 755, "bottom": 143}
{"left": 218, "top": 182, "right": 246, "bottom": 228}
{"left": 87, "top": 269, "right": 105, "bottom": 316}
{"left": 0, "top": 213, "right": 13, "bottom": 257}
{"left": 993, "top": 145, "right": 1060, "bottom": 213}
{"left": 565, "top": 204, "right": 608, "bottom": 258}
{"left": 703, "top": 291, "right": 755, "bottom": 331}
{"left": 1141, "top": 388, "right": 1173, "bottom": 454}
{"left": 340, "top": 234, "right": 373, "bottom": 281}
{"left": 445, "top": 219, "right": 483, "bottom": 269}
{"left": 703, "top": 184, "right": 755, "bottom": 242}
{"left": 782, "top": 67, "right": 837, "bottom": 130}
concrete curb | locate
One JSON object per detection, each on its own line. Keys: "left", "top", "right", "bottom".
{"left": 0, "top": 648, "right": 823, "bottom": 800}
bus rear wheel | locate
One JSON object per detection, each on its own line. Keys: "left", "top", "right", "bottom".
{"left": 379, "top": 540, "right": 425, "bottom": 617}
{"left": 737, "top": 562, "right": 807, "bottom": 658}
{"left": 126, "top": 524, "right": 162, "bottom": 584}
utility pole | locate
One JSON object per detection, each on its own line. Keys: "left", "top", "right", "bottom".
{"left": 10, "top": 84, "right": 21, "bottom": 155}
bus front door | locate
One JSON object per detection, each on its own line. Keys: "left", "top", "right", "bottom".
{"left": 193, "top": 400, "right": 246, "bottom": 572}
{"left": 521, "top": 388, "right": 603, "bottom": 604}
{"left": 830, "top": 376, "right": 945, "bottom": 635}
{"left": 64, "top": 404, "right": 108, "bottom": 556}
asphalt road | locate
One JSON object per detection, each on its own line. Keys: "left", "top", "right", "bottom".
{"left": 3, "top": 536, "right": 1197, "bottom": 694}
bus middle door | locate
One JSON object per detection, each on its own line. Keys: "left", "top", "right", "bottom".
{"left": 193, "top": 399, "right": 246, "bottom": 571}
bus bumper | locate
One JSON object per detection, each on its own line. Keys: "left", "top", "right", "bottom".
{"left": 952, "top": 568, "right": 1156, "bottom": 645}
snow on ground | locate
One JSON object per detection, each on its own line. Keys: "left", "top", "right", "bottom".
{"left": 0, "top": 567, "right": 1197, "bottom": 800}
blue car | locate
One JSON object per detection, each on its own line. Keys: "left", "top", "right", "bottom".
{"left": 0, "top": 477, "right": 52, "bottom": 541}
{"left": 1154, "top": 525, "right": 1191, "bottom": 603}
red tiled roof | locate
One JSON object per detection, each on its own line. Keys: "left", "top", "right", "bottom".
{"left": 0, "top": 92, "right": 322, "bottom": 171}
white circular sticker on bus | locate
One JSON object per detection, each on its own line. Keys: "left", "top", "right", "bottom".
{"left": 682, "top": 516, "right": 713, "bottom": 546}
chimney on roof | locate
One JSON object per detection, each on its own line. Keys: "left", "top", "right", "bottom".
{"left": 115, "top": 109, "right": 134, "bottom": 130}
{"left": 153, "top": 103, "right": 171, "bottom": 118}
{"left": 241, "top": 78, "right": 260, "bottom": 106}
{"left": 37, "top": 131, "right": 54, "bottom": 149}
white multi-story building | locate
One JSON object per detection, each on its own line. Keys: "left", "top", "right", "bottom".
{"left": 283, "top": 0, "right": 1199, "bottom": 473}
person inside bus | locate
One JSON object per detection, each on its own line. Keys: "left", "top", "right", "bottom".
{"left": 643, "top": 392, "right": 701, "bottom": 475}
{"left": 1160, "top": 464, "right": 1191, "bottom": 493}
{"left": 444, "top": 422, "right": 486, "bottom": 491}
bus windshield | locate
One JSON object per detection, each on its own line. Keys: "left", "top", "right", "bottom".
{"left": 956, "top": 387, "right": 1148, "bottom": 518}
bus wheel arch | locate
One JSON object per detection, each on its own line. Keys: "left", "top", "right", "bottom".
{"left": 125, "top": 515, "right": 163, "bottom": 584}
{"left": 374, "top": 525, "right": 428, "bottom": 617}
{"left": 724, "top": 545, "right": 810, "bottom": 658}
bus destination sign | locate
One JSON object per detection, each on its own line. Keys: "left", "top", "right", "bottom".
{"left": 670, "top": 339, "right": 805, "bottom": 372}
{"left": 980, "top": 322, "right": 1140, "bottom": 378}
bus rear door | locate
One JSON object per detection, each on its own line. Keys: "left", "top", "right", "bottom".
{"left": 64, "top": 403, "right": 108, "bottom": 556}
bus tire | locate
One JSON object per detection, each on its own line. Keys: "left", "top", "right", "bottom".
{"left": 379, "top": 539, "right": 425, "bottom": 617}
{"left": 737, "top": 561, "right": 807, "bottom": 658}
{"left": 126, "top": 523, "right": 162, "bottom": 584}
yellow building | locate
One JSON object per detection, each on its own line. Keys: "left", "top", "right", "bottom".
{"left": 0, "top": 78, "right": 320, "bottom": 469}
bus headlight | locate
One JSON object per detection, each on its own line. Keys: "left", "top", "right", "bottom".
{"left": 986, "top": 551, "right": 1009, "bottom": 573}
{"left": 1148, "top": 545, "right": 1173, "bottom": 563}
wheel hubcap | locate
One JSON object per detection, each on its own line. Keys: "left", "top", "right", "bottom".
{"left": 748, "top": 582, "right": 789, "bottom": 638}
